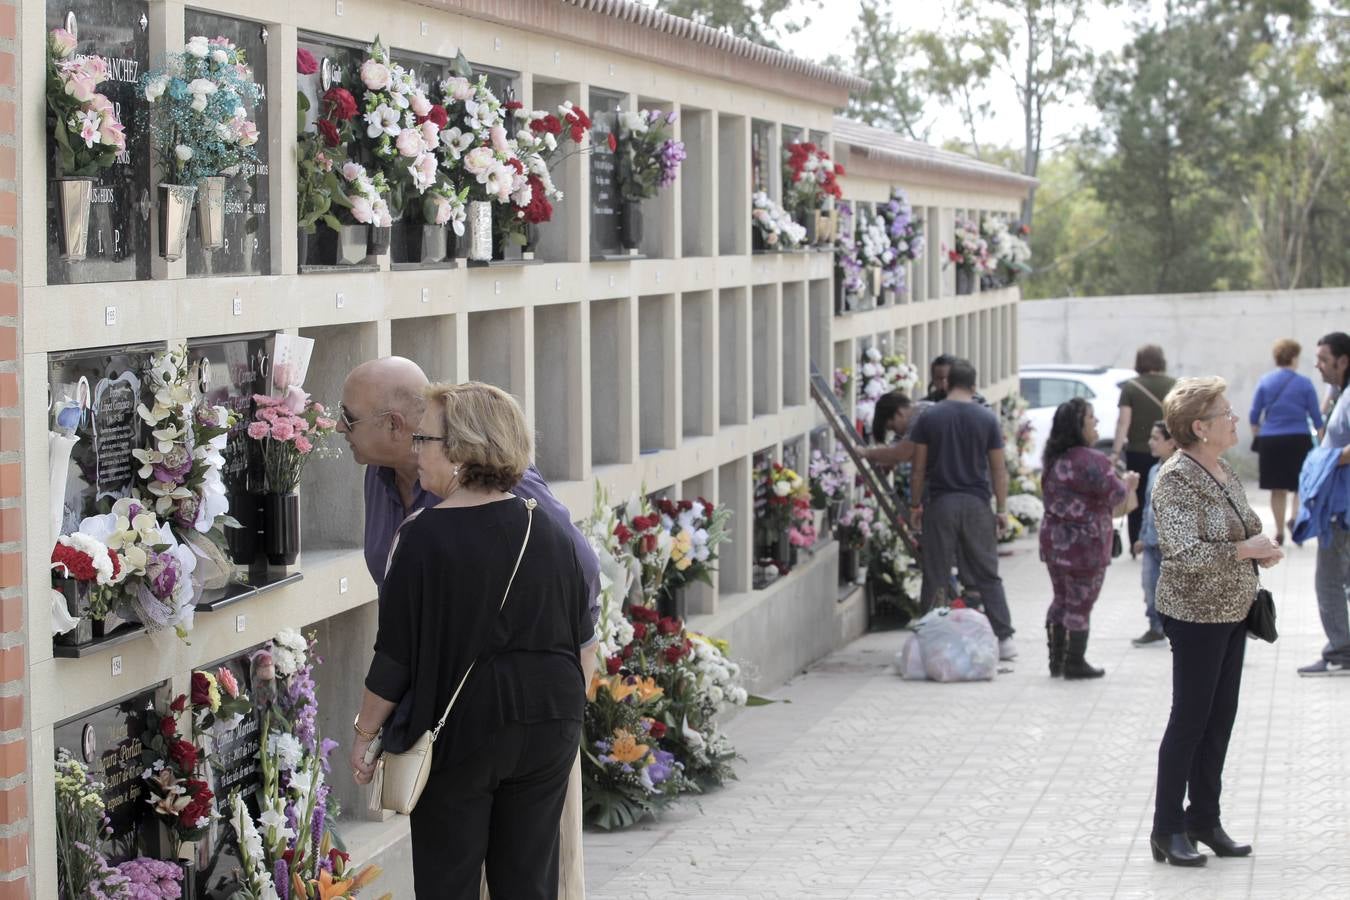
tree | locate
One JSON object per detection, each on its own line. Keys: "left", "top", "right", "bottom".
{"left": 653, "top": 0, "right": 820, "bottom": 50}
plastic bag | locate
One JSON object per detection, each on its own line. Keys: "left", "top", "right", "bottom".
{"left": 912, "top": 606, "right": 999, "bottom": 682}
{"left": 895, "top": 634, "right": 928, "bottom": 680}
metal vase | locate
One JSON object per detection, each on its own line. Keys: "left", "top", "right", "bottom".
{"left": 337, "top": 224, "right": 369, "bottom": 265}
{"left": 195, "top": 175, "right": 227, "bottom": 250}
{"left": 54, "top": 177, "right": 95, "bottom": 261}
{"left": 467, "top": 201, "right": 493, "bottom": 261}
{"left": 158, "top": 183, "right": 197, "bottom": 261}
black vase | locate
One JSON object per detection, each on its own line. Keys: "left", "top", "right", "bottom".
{"left": 956, "top": 268, "right": 973, "bottom": 295}
{"left": 839, "top": 547, "right": 859, "bottom": 585}
{"left": 263, "top": 492, "right": 300, "bottom": 566}
{"left": 310, "top": 225, "right": 338, "bottom": 266}
{"left": 225, "top": 491, "right": 262, "bottom": 566}
{"left": 297, "top": 229, "right": 310, "bottom": 268}
{"left": 620, "top": 199, "right": 643, "bottom": 250}
{"left": 657, "top": 585, "right": 686, "bottom": 621}
{"left": 775, "top": 530, "right": 793, "bottom": 568}
{"left": 367, "top": 224, "right": 392, "bottom": 257}
{"left": 392, "top": 222, "right": 447, "bottom": 264}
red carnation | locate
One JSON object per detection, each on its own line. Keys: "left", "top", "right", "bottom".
{"left": 663, "top": 644, "right": 685, "bottom": 664}
{"left": 648, "top": 719, "right": 667, "bottom": 739}
{"left": 168, "top": 739, "right": 198, "bottom": 771}
{"left": 507, "top": 156, "right": 525, "bottom": 175}
{"left": 190, "top": 671, "right": 212, "bottom": 708}
{"left": 170, "top": 694, "right": 188, "bottom": 713}
{"left": 571, "top": 108, "right": 592, "bottom": 129}
{"left": 658, "top": 617, "right": 682, "bottom": 635}
{"left": 613, "top": 522, "right": 633, "bottom": 544}
{"left": 159, "top": 716, "right": 176, "bottom": 738}
{"left": 504, "top": 100, "right": 524, "bottom": 111}
{"left": 606, "top": 131, "right": 617, "bottom": 152}
{"left": 316, "top": 118, "right": 341, "bottom": 148}
{"left": 322, "top": 87, "right": 357, "bottom": 121}
{"left": 531, "top": 114, "right": 562, "bottom": 136}
{"left": 296, "top": 48, "right": 318, "bottom": 75}
{"left": 426, "top": 104, "right": 449, "bottom": 128}
{"left": 679, "top": 500, "right": 693, "bottom": 511}
{"left": 522, "top": 175, "right": 554, "bottom": 224}
{"left": 51, "top": 543, "right": 98, "bottom": 582}
{"left": 605, "top": 656, "right": 622, "bottom": 675}
{"left": 632, "top": 621, "right": 648, "bottom": 640}
{"left": 834, "top": 163, "right": 845, "bottom": 176}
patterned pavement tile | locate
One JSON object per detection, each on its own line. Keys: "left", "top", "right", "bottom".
{"left": 586, "top": 502, "right": 1350, "bottom": 899}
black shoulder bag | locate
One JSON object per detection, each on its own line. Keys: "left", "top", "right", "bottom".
{"left": 1183, "top": 455, "right": 1278, "bottom": 642}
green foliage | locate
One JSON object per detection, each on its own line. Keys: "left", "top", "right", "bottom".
{"left": 654, "top": 0, "right": 821, "bottom": 50}
{"left": 825, "top": 0, "right": 929, "bottom": 140}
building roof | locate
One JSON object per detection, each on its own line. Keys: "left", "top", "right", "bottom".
{"left": 832, "top": 117, "right": 1038, "bottom": 194}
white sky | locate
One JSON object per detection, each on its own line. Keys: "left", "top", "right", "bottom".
{"left": 777, "top": 1, "right": 1143, "bottom": 154}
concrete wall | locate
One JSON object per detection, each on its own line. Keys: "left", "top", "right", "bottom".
{"left": 1020, "top": 288, "right": 1350, "bottom": 469}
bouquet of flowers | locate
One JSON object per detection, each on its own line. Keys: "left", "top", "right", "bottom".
{"left": 295, "top": 49, "right": 354, "bottom": 236}
{"left": 46, "top": 28, "right": 126, "bottom": 177}
{"left": 1000, "top": 392, "right": 1042, "bottom": 498}
{"left": 653, "top": 497, "right": 732, "bottom": 597}
{"left": 834, "top": 201, "right": 865, "bottom": 303}
{"left": 783, "top": 142, "right": 843, "bottom": 215}
{"left": 245, "top": 389, "right": 338, "bottom": 495}
{"left": 614, "top": 492, "right": 673, "bottom": 606}
{"left": 55, "top": 749, "right": 114, "bottom": 898}
{"left": 616, "top": 108, "right": 685, "bottom": 202}
{"left": 855, "top": 346, "right": 921, "bottom": 435}
{"left": 329, "top": 160, "right": 392, "bottom": 228}
{"left": 190, "top": 666, "right": 252, "bottom": 733}
{"left": 582, "top": 481, "right": 636, "bottom": 662}
{"left": 752, "top": 191, "right": 807, "bottom": 249}
{"left": 762, "top": 463, "right": 805, "bottom": 534}
{"left": 835, "top": 500, "right": 879, "bottom": 551}
{"left": 140, "top": 35, "right": 260, "bottom": 184}
{"left": 490, "top": 100, "right": 590, "bottom": 246}
{"left": 141, "top": 693, "right": 214, "bottom": 847}
{"left": 983, "top": 217, "right": 1032, "bottom": 285}
{"left": 420, "top": 177, "right": 470, "bottom": 237}
{"left": 1007, "top": 493, "right": 1045, "bottom": 531}
{"left": 832, "top": 367, "right": 852, "bottom": 400}
{"left": 808, "top": 449, "right": 849, "bottom": 510}
{"left": 436, "top": 63, "right": 525, "bottom": 207}
{"left": 947, "top": 216, "right": 993, "bottom": 277}
{"left": 51, "top": 526, "right": 126, "bottom": 624}
{"left": 878, "top": 188, "right": 924, "bottom": 293}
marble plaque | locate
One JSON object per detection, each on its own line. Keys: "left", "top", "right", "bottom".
{"left": 45, "top": 0, "right": 153, "bottom": 285}
{"left": 589, "top": 90, "right": 625, "bottom": 257}
{"left": 53, "top": 684, "right": 165, "bottom": 860}
{"left": 184, "top": 11, "right": 271, "bottom": 277}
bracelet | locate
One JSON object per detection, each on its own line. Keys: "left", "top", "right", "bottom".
{"left": 353, "top": 715, "right": 379, "bottom": 740}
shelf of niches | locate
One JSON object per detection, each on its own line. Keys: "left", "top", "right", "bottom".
{"left": 27, "top": 546, "right": 374, "bottom": 733}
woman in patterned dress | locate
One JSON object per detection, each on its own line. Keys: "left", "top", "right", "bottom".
{"left": 1039, "top": 398, "right": 1136, "bottom": 678}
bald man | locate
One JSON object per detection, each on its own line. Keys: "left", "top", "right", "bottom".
{"left": 340, "top": 357, "right": 597, "bottom": 899}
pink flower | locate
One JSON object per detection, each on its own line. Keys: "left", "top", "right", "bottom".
{"left": 246, "top": 421, "right": 269, "bottom": 440}
{"left": 282, "top": 385, "right": 310, "bottom": 414}
{"left": 294, "top": 436, "right": 314, "bottom": 454}
{"left": 490, "top": 125, "right": 510, "bottom": 153}
{"left": 270, "top": 421, "right": 295, "bottom": 441}
{"left": 64, "top": 71, "right": 97, "bottom": 103}
{"left": 418, "top": 121, "right": 439, "bottom": 149}
{"left": 410, "top": 92, "right": 432, "bottom": 118}
{"left": 296, "top": 48, "right": 319, "bottom": 75}
{"left": 99, "top": 116, "right": 126, "bottom": 151}
{"left": 311, "top": 402, "right": 326, "bottom": 414}
{"left": 234, "top": 119, "right": 259, "bottom": 147}
{"left": 49, "top": 28, "right": 77, "bottom": 59}
{"left": 395, "top": 128, "right": 423, "bottom": 158}
{"left": 360, "top": 59, "right": 391, "bottom": 91}
{"left": 258, "top": 406, "right": 279, "bottom": 422}
{"left": 349, "top": 195, "right": 374, "bottom": 224}
{"left": 216, "top": 666, "right": 240, "bottom": 698}
{"left": 252, "top": 393, "right": 281, "bottom": 407}
{"left": 314, "top": 417, "right": 337, "bottom": 431}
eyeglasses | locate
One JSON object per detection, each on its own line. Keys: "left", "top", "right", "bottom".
{"left": 339, "top": 405, "right": 393, "bottom": 430}
{"left": 1199, "top": 408, "right": 1237, "bottom": 421}
{"left": 411, "top": 433, "right": 449, "bottom": 447}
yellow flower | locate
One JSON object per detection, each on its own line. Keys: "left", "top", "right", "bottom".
{"left": 634, "top": 676, "right": 664, "bottom": 703}
{"left": 607, "top": 677, "right": 639, "bottom": 703}
{"left": 609, "top": 729, "right": 649, "bottom": 765}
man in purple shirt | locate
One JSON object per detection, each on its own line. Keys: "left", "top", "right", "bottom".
{"left": 339, "top": 356, "right": 595, "bottom": 898}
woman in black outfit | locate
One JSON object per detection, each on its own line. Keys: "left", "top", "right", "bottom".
{"left": 350, "top": 381, "right": 591, "bottom": 899}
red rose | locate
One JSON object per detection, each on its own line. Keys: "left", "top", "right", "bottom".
{"left": 190, "top": 780, "right": 212, "bottom": 803}
{"left": 170, "top": 694, "right": 188, "bottom": 713}
{"left": 605, "top": 656, "right": 622, "bottom": 675}
{"left": 632, "top": 621, "right": 648, "bottom": 640}
{"left": 322, "top": 87, "right": 357, "bottom": 122}
{"left": 640, "top": 533, "right": 657, "bottom": 555}
{"left": 663, "top": 644, "right": 685, "bottom": 664}
{"left": 657, "top": 617, "right": 681, "bottom": 635}
{"left": 606, "top": 131, "right": 617, "bottom": 152}
{"left": 426, "top": 104, "right": 449, "bottom": 128}
{"left": 190, "top": 672, "right": 212, "bottom": 708}
{"left": 159, "top": 716, "right": 176, "bottom": 738}
{"left": 613, "top": 523, "right": 633, "bottom": 544}
{"left": 620, "top": 642, "right": 634, "bottom": 659}
{"left": 629, "top": 606, "right": 659, "bottom": 624}
{"left": 504, "top": 100, "right": 524, "bottom": 111}
{"left": 316, "top": 118, "right": 341, "bottom": 148}
{"left": 296, "top": 48, "right": 319, "bottom": 75}
{"left": 168, "top": 739, "right": 198, "bottom": 771}
{"left": 648, "top": 719, "right": 667, "bottom": 739}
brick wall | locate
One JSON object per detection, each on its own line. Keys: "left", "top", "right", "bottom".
{"left": 0, "top": 0, "right": 26, "bottom": 897}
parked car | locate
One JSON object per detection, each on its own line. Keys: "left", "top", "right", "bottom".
{"left": 1018, "top": 365, "right": 1139, "bottom": 471}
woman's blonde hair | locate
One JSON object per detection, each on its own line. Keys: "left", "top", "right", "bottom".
{"left": 1164, "top": 376, "right": 1228, "bottom": 448}
{"left": 423, "top": 381, "right": 532, "bottom": 492}
{"left": 1272, "top": 338, "right": 1301, "bottom": 367}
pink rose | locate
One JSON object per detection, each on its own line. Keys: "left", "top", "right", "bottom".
{"left": 270, "top": 421, "right": 295, "bottom": 442}
{"left": 294, "top": 436, "right": 314, "bottom": 454}
{"left": 234, "top": 119, "right": 259, "bottom": 147}
{"left": 282, "top": 385, "right": 309, "bottom": 414}
{"left": 246, "top": 421, "right": 269, "bottom": 440}
{"left": 341, "top": 162, "right": 365, "bottom": 183}
{"left": 349, "top": 195, "right": 374, "bottom": 224}
{"left": 418, "top": 121, "right": 439, "bottom": 149}
{"left": 395, "top": 128, "right": 423, "bottom": 158}
{"left": 360, "top": 59, "right": 391, "bottom": 91}
{"left": 410, "top": 92, "right": 432, "bottom": 118}
{"left": 64, "top": 71, "right": 97, "bottom": 103}
{"left": 100, "top": 117, "right": 126, "bottom": 150}
{"left": 49, "top": 28, "right": 77, "bottom": 59}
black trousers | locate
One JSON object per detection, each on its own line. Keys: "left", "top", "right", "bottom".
{"left": 1153, "top": 616, "right": 1246, "bottom": 835}
{"left": 1124, "top": 450, "right": 1156, "bottom": 546}
{"left": 411, "top": 718, "right": 581, "bottom": 899}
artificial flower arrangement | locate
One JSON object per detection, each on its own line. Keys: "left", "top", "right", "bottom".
{"left": 494, "top": 99, "right": 593, "bottom": 247}
{"left": 140, "top": 35, "right": 260, "bottom": 258}
{"left": 946, "top": 216, "right": 994, "bottom": 290}
{"left": 294, "top": 50, "right": 344, "bottom": 242}
{"left": 245, "top": 389, "right": 338, "bottom": 496}
{"left": 751, "top": 190, "right": 807, "bottom": 251}
{"left": 612, "top": 492, "right": 674, "bottom": 604}
{"left": 783, "top": 141, "right": 842, "bottom": 243}
{"left": 854, "top": 346, "right": 921, "bottom": 437}
{"left": 759, "top": 463, "right": 815, "bottom": 554}
{"left": 141, "top": 693, "right": 215, "bottom": 851}
{"left": 652, "top": 497, "right": 732, "bottom": 600}
{"left": 46, "top": 28, "right": 127, "bottom": 177}
{"left": 862, "top": 506, "right": 922, "bottom": 619}
{"left": 983, "top": 217, "right": 1032, "bottom": 286}
{"left": 808, "top": 449, "right": 850, "bottom": 511}
{"left": 615, "top": 108, "right": 685, "bottom": 202}
{"left": 833, "top": 201, "right": 866, "bottom": 307}
{"left": 835, "top": 499, "right": 879, "bottom": 552}
{"left": 832, "top": 367, "right": 853, "bottom": 401}
{"left": 1000, "top": 392, "right": 1043, "bottom": 501}
{"left": 877, "top": 188, "right": 925, "bottom": 294}
{"left": 55, "top": 750, "right": 186, "bottom": 900}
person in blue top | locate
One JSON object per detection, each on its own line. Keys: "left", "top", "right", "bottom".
{"left": 1249, "top": 338, "right": 1323, "bottom": 545}
{"left": 1132, "top": 420, "right": 1177, "bottom": 646}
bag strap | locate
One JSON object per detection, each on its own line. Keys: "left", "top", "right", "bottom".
{"left": 428, "top": 497, "right": 536, "bottom": 742}
{"left": 1130, "top": 378, "right": 1165, "bottom": 411}
{"left": 1257, "top": 371, "right": 1298, "bottom": 426}
{"left": 1180, "top": 454, "right": 1260, "bottom": 578}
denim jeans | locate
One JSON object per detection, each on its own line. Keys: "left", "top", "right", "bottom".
{"left": 1141, "top": 544, "right": 1163, "bottom": 632}
{"left": 1315, "top": 526, "right": 1350, "bottom": 665}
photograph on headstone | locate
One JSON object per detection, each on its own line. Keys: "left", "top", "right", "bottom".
{"left": 45, "top": 0, "right": 153, "bottom": 285}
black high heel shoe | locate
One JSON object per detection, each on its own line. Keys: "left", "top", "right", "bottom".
{"left": 1150, "top": 832, "right": 1207, "bottom": 867}
{"left": 1187, "top": 825, "right": 1252, "bottom": 858}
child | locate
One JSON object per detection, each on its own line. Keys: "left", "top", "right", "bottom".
{"left": 1132, "top": 420, "right": 1176, "bottom": 646}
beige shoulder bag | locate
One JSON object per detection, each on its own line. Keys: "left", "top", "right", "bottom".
{"left": 373, "top": 497, "right": 536, "bottom": 815}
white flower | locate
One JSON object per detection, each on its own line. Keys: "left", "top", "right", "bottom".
{"left": 210, "top": 49, "right": 228, "bottom": 65}
{"left": 174, "top": 144, "right": 193, "bottom": 162}
{"left": 620, "top": 110, "right": 649, "bottom": 135}
{"left": 268, "top": 732, "right": 303, "bottom": 771}
{"left": 144, "top": 77, "right": 168, "bottom": 103}
{"left": 185, "top": 36, "right": 210, "bottom": 59}
{"left": 360, "top": 59, "right": 391, "bottom": 91}
{"left": 341, "top": 161, "right": 365, "bottom": 182}
{"left": 364, "top": 104, "right": 401, "bottom": 139}
{"left": 186, "top": 78, "right": 217, "bottom": 112}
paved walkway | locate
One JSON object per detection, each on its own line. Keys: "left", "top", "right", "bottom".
{"left": 584, "top": 511, "right": 1350, "bottom": 899}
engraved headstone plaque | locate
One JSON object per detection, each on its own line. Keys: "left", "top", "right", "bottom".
{"left": 45, "top": 0, "right": 152, "bottom": 285}
{"left": 751, "top": 119, "right": 773, "bottom": 194}
{"left": 184, "top": 11, "right": 271, "bottom": 277}
{"left": 53, "top": 684, "right": 166, "bottom": 861}
{"left": 589, "top": 89, "right": 625, "bottom": 258}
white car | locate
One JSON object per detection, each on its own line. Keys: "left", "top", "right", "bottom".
{"left": 1018, "top": 365, "right": 1139, "bottom": 471}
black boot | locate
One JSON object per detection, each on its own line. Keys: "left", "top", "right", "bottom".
{"left": 1187, "top": 825, "right": 1251, "bottom": 857}
{"left": 1063, "top": 630, "right": 1104, "bottom": 679}
{"left": 1046, "top": 623, "right": 1067, "bottom": 677}
{"left": 1150, "top": 832, "right": 1207, "bottom": 866}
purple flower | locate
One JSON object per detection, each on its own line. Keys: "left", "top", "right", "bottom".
{"left": 145, "top": 551, "right": 180, "bottom": 600}
{"left": 312, "top": 797, "right": 326, "bottom": 870}
{"left": 152, "top": 457, "right": 193, "bottom": 483}
{"left": 666, "top": 110, "right": 678, "bottom": 124}
{"left": 648, "top": 748, "right": 677, "bottom": 784}
{"left": 319, "top": 737, "right": 340, "bottom": 772}
{"left": 274, "top": 858, "right": 289, "bottom": 900}
{"left": 658, "top": 139, "right": 686, "bottom": 188}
